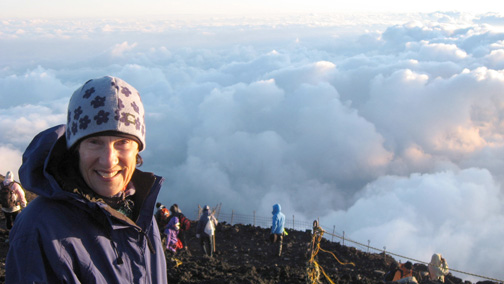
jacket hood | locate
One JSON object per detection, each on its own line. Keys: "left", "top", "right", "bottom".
{"left": 4, "top": 171, "right": 13, "bottom": 184}
{"left": 168, "top": 216, "right": 179, "bottom": 230}
{"left": 20, "top": 125, "right": 70, "bottom": 199}
{"left": 272, "top": 203, "right": 281, "bottom": 214}
{"left": 430, "top": 253, "right": 442, "bottom": 266}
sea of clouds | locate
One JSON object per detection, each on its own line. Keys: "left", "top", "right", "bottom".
{"left": 2, "top": 11, "right": 504, "bottom": 281}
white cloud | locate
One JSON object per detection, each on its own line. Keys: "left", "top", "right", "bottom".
{"left": 322, "top": 168, "right": 503, "bottom": 282}
{"left": 3, "top": 11, "right": 504, "bottom": 281}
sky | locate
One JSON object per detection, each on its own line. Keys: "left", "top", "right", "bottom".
{"left": 2, "top": 1, "right": 504, "bottom": 282}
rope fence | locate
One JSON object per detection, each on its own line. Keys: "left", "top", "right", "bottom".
{"left": 188, "top": 206, "right": 504, "bottom": 284}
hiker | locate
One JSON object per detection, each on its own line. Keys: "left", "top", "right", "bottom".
{"left": 166, "top": 203, "right": 191, "bottom": 254}
{"left": 392, "top": 261, "right": 418, "bottom": 283}
{"left": 164, "top": 216, "right": 182, "bottom": 255}
{"left": 270, "top": 203, "right": 286, "bottom": 256}
{"left": 155, "top": 202, "right": 171, "bottom": 247}
{"left": 196, "top": 205, "right": 218, "bottom": 257}
{"left": 428, "top": 253, "right": 449, "bottom": 282}
{"left": 6, "top": 76, "right": 167, "bottom": 283}
{"left": 1, "top": 171, "right": 27, "bottom": 230}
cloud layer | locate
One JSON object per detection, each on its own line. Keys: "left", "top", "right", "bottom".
{"left": 2, "top": 12, "right": 504, "bottom": 281}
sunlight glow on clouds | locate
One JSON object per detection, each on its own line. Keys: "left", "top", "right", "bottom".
{"left": 3, "top": 11, "right": 504, "bottom": 282}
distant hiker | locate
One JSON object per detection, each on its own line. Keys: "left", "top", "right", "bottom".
{"left": 428, "top": 253, "right": 449, "bottom": 282}
{"left": 154, "top": 202, "right": 171, "bottom": 247}
{"left": 164, "top": 216, "right": 183, "bottom": 255}
{"left": 166, "top": 203, "right": 191, "bottom": 254}
{"left": 270, "top": 203, "right": 286, "bottom": 256}
{"left": 392, "top": 261, "right": 418, "bottom": 283}
{"left": 196, "top": 205, "right": 218, "bottom": 257}
{"left": 6, "top": 76, "right": 167, "bottom": 283}
{"left": 1, "top": 171, "right": 27, "bottom": 230}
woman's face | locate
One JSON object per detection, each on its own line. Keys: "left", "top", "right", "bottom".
{"left": 78, "top": 135, "right": 139, "bottom": 197}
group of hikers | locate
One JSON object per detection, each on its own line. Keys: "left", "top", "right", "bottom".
{"left": 0, "top": 76, "right": 453, "bottom": 283}
{"left": 154, "top": 202, "right": 287, "bottom": 260}
{"left": 154, "top": 203, "right": 219, "bottom": 258}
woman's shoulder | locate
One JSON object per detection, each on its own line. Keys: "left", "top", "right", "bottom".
{"left": 15, "top": 197, "right": 84, "bottom": 228}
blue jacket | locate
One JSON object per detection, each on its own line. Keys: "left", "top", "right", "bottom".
{"left": 271, "top": 203, "right": 285, "bottom": 235}
{"left": 6, "top": 125, "right": 167, "bottom": 284}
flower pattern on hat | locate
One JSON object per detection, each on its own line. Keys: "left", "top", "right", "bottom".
{"left": 66, "top": 76, "right": 146, "bottom": 151}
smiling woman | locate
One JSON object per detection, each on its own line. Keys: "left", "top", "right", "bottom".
{"left": 5, "top": 76, "right": 167, "bottom": 283}
{"left": 78, "top": 136, "right": 139, "bottom": 197}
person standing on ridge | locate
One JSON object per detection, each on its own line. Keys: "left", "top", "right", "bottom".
{"left": 0, "top": 171, "right": 27, "bottom": 231}
{"left": 270, "top": 203, "right": 286, "bottom": 257}
{"left": 6, "top": 76, "right": 167, "bottom": 283}
{"left": 166, "top": 203, "right": 191, "bottom": 255}
{"left": 196, "top": 205, "right": 218, "bottom": 257}
{"left": 155, "top": 202, "right": 171, "bottom": 248}
{"left": 164, "top": 216, "right": 182, "bottom": 256}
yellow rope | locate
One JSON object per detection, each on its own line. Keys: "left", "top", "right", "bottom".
{"left": 307, "top": 224, "right": 355, "bottom": 284}
{"left": 170, "top": 257, "right": 183, "bottom": 268}
{"left": 318, "top": 246, "right": 355, "bottom": 267}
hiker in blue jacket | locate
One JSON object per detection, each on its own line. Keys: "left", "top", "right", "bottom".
{"left": 6, "top": 76, "right": 167, "bottom": 283}
{"left": 270, "top": 203, "right": 286, "bottom": 256}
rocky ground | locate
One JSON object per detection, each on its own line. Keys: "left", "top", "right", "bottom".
{"left": 0, "top": 178, "right": 497, "bottom": 284}
{"left": 167, "top": 221, "right": 484, "bottom": 284}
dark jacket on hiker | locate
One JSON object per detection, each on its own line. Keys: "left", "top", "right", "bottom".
{"left": 6, "top": 126, "right": 167, "bottom": 283}
{"left": 196, "top": 205, "right": 218, "bottom": 257}
{"left": 196, "top": 206, "right": 218, "bottom": 237}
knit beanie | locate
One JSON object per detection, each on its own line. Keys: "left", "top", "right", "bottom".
{"left": 66, "top": 76, "right": 146, "bottom": 151}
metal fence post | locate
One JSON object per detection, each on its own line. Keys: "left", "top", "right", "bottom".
{"left": 231, "top": 210, "right": 234, "bottom": 225}
{"left": 253, "top": 210, "right": 256, "bottom": 226}
{"left": 332, "top": 225, "right": 335, "bottom": 242}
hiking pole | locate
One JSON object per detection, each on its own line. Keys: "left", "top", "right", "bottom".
{"left": 213, "top": 233, "right": 216, "bottom": 253}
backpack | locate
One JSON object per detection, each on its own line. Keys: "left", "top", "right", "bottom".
{"left": 204, "top": 216, "right": 215, "bottom": 236}
{"left": 180, "top": 215, "right": 191, "bottom": 231}
{"left": 0, "top": 182, "right": 16, "bottom": 208}
{"left": 384, "top": 270, "right": 396, "bottom": 282}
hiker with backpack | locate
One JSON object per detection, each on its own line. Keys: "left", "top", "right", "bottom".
{"left": 1, "top": 171, "right": 27, "bottom": 230}
{"left": 270, "top": 203, "right": 286, "bottom": 257}
{"left": 196, "top": 205, "right": 218, "bottom": 257}
{"left": 154, "top": 202, "right": 171, "bottom": 248}
{"left": 391, "top": 261, "right": 418, "bottom": 283}
{"left": 167, "top": 203, "right": 191, "bottom": 254}
{"left": 164, "top": 216, "right": 183, "bottom": 256}
{"left": 428, "top": 253, "right": 450, "bottom": 283}
{"left": 6, "top": 76, "right": 167, "bottom": 283}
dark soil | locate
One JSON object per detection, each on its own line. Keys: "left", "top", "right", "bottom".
{"left": 0, "top": 177, "right": 495, "bottom": 284}
{"left": 168, "top": 221, "right": 481, "bottom": 284}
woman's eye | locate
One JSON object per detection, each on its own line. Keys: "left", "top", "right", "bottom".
{"left": 117, "top": 139, "right": 131, "bottom": 146}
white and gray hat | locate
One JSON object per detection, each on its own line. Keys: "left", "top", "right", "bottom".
{"left": 66, "top": 76, "right": 146, "bottom": 151}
